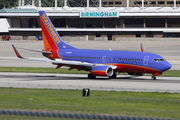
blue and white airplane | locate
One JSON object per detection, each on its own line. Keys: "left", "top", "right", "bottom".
{"left": 12, "top": 11, "right": 171, "bottom": 80}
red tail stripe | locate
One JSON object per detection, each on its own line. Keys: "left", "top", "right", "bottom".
{"left": 39, "top": 15, "right": 60, "bottom": 59}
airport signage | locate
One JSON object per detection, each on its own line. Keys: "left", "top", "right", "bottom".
{"left": 80, "top": 11, "right": 119, "bottom": 18}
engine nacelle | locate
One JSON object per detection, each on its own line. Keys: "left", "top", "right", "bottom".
{"left": 91, "top": 66, "right": 113, "bottom": 76}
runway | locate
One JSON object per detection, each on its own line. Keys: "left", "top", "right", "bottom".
{"left": 0, "top": 72, "right": 180, "bottom": 93}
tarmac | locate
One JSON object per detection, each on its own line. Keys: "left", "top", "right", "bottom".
{"left": 0, "top": 72, "right": 180, "bottom": 93}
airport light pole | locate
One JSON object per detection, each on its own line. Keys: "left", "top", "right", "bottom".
{"left": 32, "top": 0, "right": 34, "bottom": 6}
{"left": 39, "top": 0, "right": 41, "bottom": 7}
{"left": 64, "top": 0, "right": 67, "bottom": 7}
{"left": 55, "top": 0, "right": 57, "bottom": 8}
{"left": 19, "top": 0, "right": 21, "bottom": 7}
{"left": 22, "top": 0, "right": 24, "bottom": 6}
{"left": 127, "top": 0, "right": 129, "bottom": 9}
{"left": 99, "top": 0, "right": 101, "bottom": 7}
{"left": 87, "top": 0, "right": 89, "bottom": 8}
{"left": 174, "top": 0, "right": 176, "bottom": 9}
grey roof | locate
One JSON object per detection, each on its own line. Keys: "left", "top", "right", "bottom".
{"left": 1, "top": 7, "right": 180, "bottom": 17}
{"left": 0, "top": 7, "right": 180, "bottom": 13}
{"left": 8, "top": 28, "right": 180, "bottom": 33}
{"left": 0, "top": 8, "right": 37, "bottom": 13}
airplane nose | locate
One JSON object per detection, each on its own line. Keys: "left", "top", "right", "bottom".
{"left": 163, "top": 62, "right": 172, "bottom": 71}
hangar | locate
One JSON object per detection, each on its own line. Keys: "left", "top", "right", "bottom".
{"left": 0, "top": 0, "right": 180, "bottom": 40}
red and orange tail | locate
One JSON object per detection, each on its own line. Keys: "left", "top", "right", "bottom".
{"left": 39, "top": 11, "right": 76, "bottom": 60}
{"left": 140, "top": 43, "right": 145, "bottom": 52}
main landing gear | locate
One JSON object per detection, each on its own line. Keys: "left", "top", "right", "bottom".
{"left": 88, "top": 73, "right": 96, "bottom": 79}
{"left": 87, "top": 73, "right": 117, "bottom": 79}
{"left": 109, "top": 73, "right": 117, "bottom": 79}
{"left": 151, "top": 76, "right": 156, "bottom": 80}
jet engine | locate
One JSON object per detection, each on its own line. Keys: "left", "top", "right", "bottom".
{"left": 91, "top": 66, "right": 113, "bottom": 76}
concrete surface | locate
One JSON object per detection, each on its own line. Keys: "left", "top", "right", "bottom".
{"left": 0, "top": 72, "right": 180, "bottom": 93}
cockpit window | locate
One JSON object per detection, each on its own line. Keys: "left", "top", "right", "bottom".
{"left": 154, "top": 58, "right": 166, "bottom": 62}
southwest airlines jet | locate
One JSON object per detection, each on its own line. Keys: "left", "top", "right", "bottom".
{"left": 12, "top": 11, "right": 171, "bottom": 80}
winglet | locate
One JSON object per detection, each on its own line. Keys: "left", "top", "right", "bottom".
{"left": 12, "top": 44, "right": 24, "bottom": 59}
{"left": 140, "top": 43, "right": 145, "bottom": 52}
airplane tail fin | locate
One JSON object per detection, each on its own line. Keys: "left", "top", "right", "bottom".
{"left": 140, "top": 43, "right": 145, "bottom": 52}
{"left": 39, "top": 11, "right": 76, "bottom": 59}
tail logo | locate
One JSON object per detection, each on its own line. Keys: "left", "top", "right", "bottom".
{"left": 41, "top": 14, "right": 61, "bottom": 44}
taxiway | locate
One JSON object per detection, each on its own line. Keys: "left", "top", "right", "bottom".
{"left": 0, "top": 72, "right": 180, "bottom": 93}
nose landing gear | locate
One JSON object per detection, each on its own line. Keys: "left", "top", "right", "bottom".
{"left": 151, "top": 76, "right": 156, "bottom": 80}
{"left": 88, "top": 73, "right": 96, "bottom": 79}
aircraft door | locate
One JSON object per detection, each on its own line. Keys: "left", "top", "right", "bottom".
{"left": 143, "top": 56, "right": 149, "bottom": 66}
{"left": 102, "top": 56, "right": 106, "bottom": 63}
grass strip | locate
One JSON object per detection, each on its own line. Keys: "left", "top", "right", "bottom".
{"left": 0, "top": 87, "right": 179, "bottom": 119}
{"left": 0, "top": 67, "right": 89, "bottom": 74}
{"left": 0, "top": 67, "right": 180, "bottom": 77}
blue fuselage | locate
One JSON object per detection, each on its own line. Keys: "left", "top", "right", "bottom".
{"left": 58, "top": 49, "right": 171, "bottom": 74}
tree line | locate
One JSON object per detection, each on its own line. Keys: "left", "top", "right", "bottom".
{"left": 0, "top": 0, "right": 18, "bottom": 9}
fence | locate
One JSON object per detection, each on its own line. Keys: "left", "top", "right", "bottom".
{"left": 0, "top": 109, "right": 175, "bottom": 120}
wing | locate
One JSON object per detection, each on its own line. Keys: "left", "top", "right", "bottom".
{"left": 12, "top": 44, "right": 116, "bottom": 71}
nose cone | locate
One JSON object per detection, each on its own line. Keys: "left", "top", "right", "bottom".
{"left": 163, "top": 61, "right": 172, "bottom": 71}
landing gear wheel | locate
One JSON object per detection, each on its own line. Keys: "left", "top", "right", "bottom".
{"left": 88, "top": 73, "right": 96, "bottom": 79}
{"left": 109, "top": 73, "right": 117, "bottom": 79}
{"left": 151, "top": 76, "right": 156, "bottom": 80}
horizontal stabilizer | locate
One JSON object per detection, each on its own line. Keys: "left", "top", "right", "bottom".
{"left": 12, "top": 44, "right": 24, "bottom": 59}
{"left": 15, "top": 47, "right": 52, "bottom": 54}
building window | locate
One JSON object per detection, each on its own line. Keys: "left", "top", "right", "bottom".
{"left": 146, "top": 18, "right": 165, "bottom": 28}
{"left": 134, "top": 1, "right": 142, "bottom": 4}
{"left": 167, "top": 18, "right": 180, "bottom": 27}
{"left": 125, "top": 18, "right": 143, "bottom": 28}
{"left": 103, "top": 2, "right": 107, "bottom": 5}
{"left": 115, "top": 2, "right": 122, "bottom": 5}
{"left": 144, "top": 1, "right": 148, "bottom": 4}
{"left": 136, "top": 34, "right": 141, "bottom": 37}
{"left": 104, "top": 19, "right": 116, "bottom": 28}
{"left": 68, "top": 18, "right": 84, "bottom": 28}
{"left": 167, "top": 1, "right": 174, "bottom": 4}
{"left": 96, "top": 34, "right": 101, "bottom": 37}
{"left": 158, "top": 1, "right": 165, "bottom": 4}
{"left": 149, "top": 1, "right": 156, "bottom": 4}
{"left": 51, "top": 18, "right": 66, "bottom": 27}
{"left": 109, "top": 2, "right": 114, "bottom": 5}
{"left": 86, "top": 19, "right": 103, "bottom": 28}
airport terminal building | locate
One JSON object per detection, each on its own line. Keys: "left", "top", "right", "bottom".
{"left": 1, "top": 0, "right": 180, "bottom": 40}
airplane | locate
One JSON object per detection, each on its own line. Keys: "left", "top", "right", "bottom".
{"left": 12, "top": 11, "right": 172, "bottom": 80}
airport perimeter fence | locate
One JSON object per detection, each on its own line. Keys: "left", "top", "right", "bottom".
{"left": 0, "top": 96, "right": 180, "bottom": 119}
{"left": 0, "top": 109, "right": 177, "bottom": 120}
